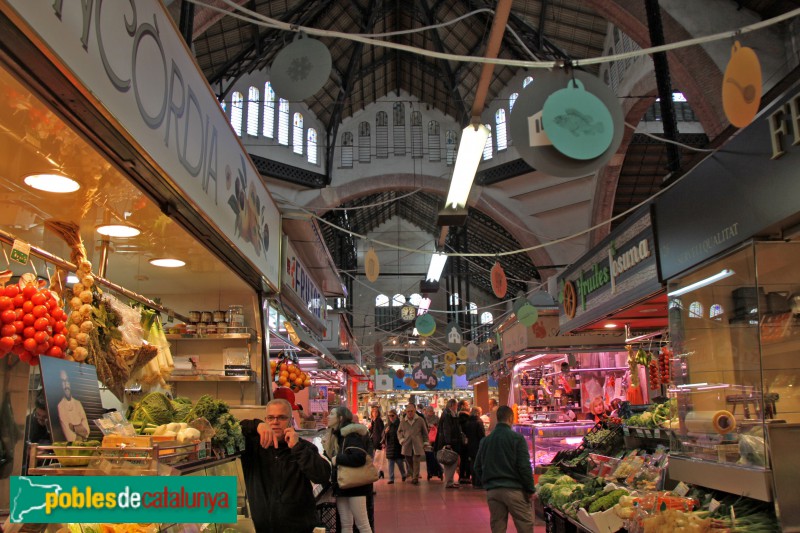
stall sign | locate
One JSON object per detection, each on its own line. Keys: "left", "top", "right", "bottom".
{"left": 283, "top": 237, "right": 327, "bottom": 321}
{"left": 655, "top": 81, "right": 800, "bottom": 280}
{"left": 375, "top": 374, "right": 393, "bottom": 391}
{"left": 393, "top": 374, "right": 453, "bottom": 390}
{"left": 2, "top": 0, "right": 282, "bottom": 289}
{"left": 557, "top": 207, "right": 660, "bottom": 332}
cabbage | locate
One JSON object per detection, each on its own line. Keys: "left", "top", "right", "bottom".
{"left": 555, "top": 475, "right": 577, "bottom": 485}
{"left": 130, "top": 392, "right": 174, "bottom": 426}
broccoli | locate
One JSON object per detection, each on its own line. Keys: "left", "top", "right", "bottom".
{"left": 588, "top": 489, "right": 629, "bottom": 513}
{"left": 212, "top": 412, "right": 245, "bottom": 452}
{"left": 188, "top": 394, "right": 229, "bottom": 424}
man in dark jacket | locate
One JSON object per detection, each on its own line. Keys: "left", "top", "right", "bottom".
{"left": 242, "top": 399, "right": 331, "bottom": 533}
{"left": 474, "top": 406, "right": 535, "bottom": 533}
{"left": 435, "top": 398, "right": 464, "bottom": 488}
{"left": 463, "top": 407, "right": 486, "bottom": 488}
{"left": 457, "top": 399, "right": 471, "bottom": 483}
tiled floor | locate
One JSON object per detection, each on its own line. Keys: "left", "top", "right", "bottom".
{"left": 372, "top": 470, "right": 547, "bottom": 533}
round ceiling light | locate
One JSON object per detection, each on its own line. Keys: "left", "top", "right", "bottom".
{"left": 97, "top": 224, "right": 141, "bottom": 238}
{"left": 149, "top": 258, "right": 185, "bottom": 268}
{"left": 23, "top": 172, "right": 80, "bottom": 193}
{"left": 604, "top": 323, "right": 618, "bottom": 328}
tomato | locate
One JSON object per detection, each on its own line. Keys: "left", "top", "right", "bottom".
{"left": 47, "top": 299, "right": 58, "bottom": 312}
{"left": 18, "top": 350, "right": 32, "bottom": 363}
{"left": 52, "top": 334, "right": 67, "bottom": 348}
{"left": 33, "top": 331, "right": 49, "bottom": 344}
{"left": 30, "top": 293, "right": 47, "bottom": 307}
{"left": 29, "top": 354, "right": 40, "bottom": 366}
{"left": 14, "top": 308, "right": 24, "bottom": 320}
{"left": 21, "top": 300, "right": 34, "bottom": 314}
{"left": 22, "top": 284, "right": 37, "bottom": 300}
{"left": 34, "top": 317, "right": 49, "bottom": 331}
{"left": 54, "top": 321, "right": 66, "bottom": 333}
{"left": 1, "top": 324, "right": 15, "bottom": 337}
{"left": 12, "top": 294, "right": 25, "bottom": 308}
{"left": 22, "top": 314, "right": 36, "bottom": 327}
{"left": 23, "top": 326, "right": 36, "bottom": 339}
{"left": 32, "top": 305, "right": 48, "bottom": 319}
{"left": 36, "top": 343, "right": 49, "bottom": 354}
{"left": 53, "top": 308, "right": 65, "bottom": 321}
{"left": 4, "top": 284, "right": 19, "bottom": 298}
{"left": 0, "top": 336, "right": 14, "bottom": 353}
{"left": 46, "top": 346, "right": 62, "bottom": 358}
{"left": 0, "top": 296, "right": 12, "bottom": 311}
{"left": 23, "top": 337, "right": 37, "bottom": 352}
{"left": 13, "top": 320, "right": 24, "bottom": 334}
{"left": 11, "top": 334, "right": 21, "bottom": 346}
{"left": 1, "top": 309, "right": 15, "bottom": 324}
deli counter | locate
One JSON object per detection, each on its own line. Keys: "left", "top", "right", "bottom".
{"left": 513, "top": 420, "right": 595, "bottom": 469}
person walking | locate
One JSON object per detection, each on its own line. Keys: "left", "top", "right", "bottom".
{"left": 368, "top": 405, "right": 386, "bottom": 480}
{"left": 383, "top": 409, "right": 407, "bottom": 484}
{"left": 397, "top": 402, "right": 429, "bottom": 485}
{"left": 474, "top": 406, "right": 535, "bottom": 533}
{"left": 435, "top": 398, "right": 465, "bottom": 488}
{"left": 464, "top": 406, "right": 486, "bottom": 489}
{"left": 322, "top": 407, "right": 374, "bottom": 533}
{"left": 457, "top": 399, "right": 472, "bottom": 484}
{"left": 423, "top": 406, "right": 442, "bottom": 481}
{"left": 487, "top": 398, "right": 499, "bottom": 433}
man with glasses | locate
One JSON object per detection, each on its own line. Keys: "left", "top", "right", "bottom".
{"left": 241, "top": 398, "right": 331, "bottom": 532}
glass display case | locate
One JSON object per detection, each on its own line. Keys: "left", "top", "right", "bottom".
{"left": 513, "top": 422, "right": 594, "bottom": 469}
{"left": 666, "top": 240, "right": 800, "bottom": 501}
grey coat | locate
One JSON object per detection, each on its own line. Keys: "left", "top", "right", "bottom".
{"left": 398, "top": 415, "right": 428, "bottom": 456}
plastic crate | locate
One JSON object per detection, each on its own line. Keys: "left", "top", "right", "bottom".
{"left": 317, "top": 502, "right": 338, "bottom": 533}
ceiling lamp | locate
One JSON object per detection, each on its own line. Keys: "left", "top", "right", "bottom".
{"left": 23, "top": 172, "right": 80, "bottom": 193}
{"left": 97, "top": 224, "right": 141, "bottom": 238}
{"left": 667, "top": 269, "right": 735, "bottom": 298}
{"left": 149, "top": 258, "right": 185, "bottom": 268}
{"left": 426, "top": 252, "right": 448, "bottom": 282}
{"left": 438, "top": 122, "right": 490, "bottom": 226}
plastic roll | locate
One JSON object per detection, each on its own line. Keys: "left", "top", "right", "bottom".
{"left": 684, "top": 410, "right": 737, "bottom": 434}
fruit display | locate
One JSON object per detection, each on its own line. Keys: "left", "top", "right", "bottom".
{"left": 270, "top": 354, "right": 311, "bottom": 392}
{"left": 0, "top": 272, "right": 68, "bottom": 365}
{"left": 64, "top": 259, "right": 97, "bottom": 363}
{"left": 658, "top": 346, "right": 673, "bottom": 384}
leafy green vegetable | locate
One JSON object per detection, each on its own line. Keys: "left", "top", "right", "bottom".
{"left": 129, "top": 392, "right": 175, "bottom": 428}
{"left": 187, "top": 394, "right": 230, "bottom": 424}
{"left": 588, "top": 489, "right": 629, "bottom": 513}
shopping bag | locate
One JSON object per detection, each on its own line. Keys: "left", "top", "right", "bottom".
{"left": 337, "top": 447, "right": 380, "bottom": 489}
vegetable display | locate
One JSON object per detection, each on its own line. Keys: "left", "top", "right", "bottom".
{"left": 270, "top": 355, "right": 311, "bottom": 392}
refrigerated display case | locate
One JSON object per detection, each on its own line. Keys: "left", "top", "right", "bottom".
{"left": 513, "top": 421, "right": 594, "bottom": 468}
{"left": 666, "top": 240, "right": 800, "bottom": 503}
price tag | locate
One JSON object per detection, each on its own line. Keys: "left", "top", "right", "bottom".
{"left": 674, "top": 481, "right": 690, "bottom": 497}
{"left": 226, "top": 444, "right": 235, "bottom": 456}
{"left": 636, "top": 429, "right": 645, "bottom": 438}
{"left": 622, "top": 427, "right": 630, "bottom": 436}
{"left": 653, "top": 429, "right": 660, "bottom": 439}
{"left": 10, "top": 240, "right": 30, "bottom": 265}
{"left": 198, "top": 447, "right": 207, "bottom": 459}
{"left": 708, "top": 498, "right": 721, "bottom": 513}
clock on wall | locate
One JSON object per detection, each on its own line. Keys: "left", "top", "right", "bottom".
{"left": 400, "top": 304, "right": 417, "bottom": 321}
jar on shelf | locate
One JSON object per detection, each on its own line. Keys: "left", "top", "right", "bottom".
{"left": 227, "top": 305, "right": 245, "bottom": 328}
{"left": 196, "top": 323, "right": 207, "bottom": 335}
{"left": 213, "top": 310, "right": 226, "bottom": 323}
{"left": 189, "top": 311, "right": 201, "bottom": 323}
{"left": 216, "top": 322, "right": 228, "bottom": 334}
{"left": 206, "top": 323, "right": 217, "bottom": 335}
{"left": 185, "top": 323, "right": 197, "bottom": 335}
{"left": 201, "top": 311, "right": 214, "bottom": 324}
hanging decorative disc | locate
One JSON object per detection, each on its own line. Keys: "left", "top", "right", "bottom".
{"left": 517, "top": 303, "right": 539, "bottom": 327}
{"left": 424, "top": 373, "right": 439, "bottom": 390}
{"left": 403, "top": 376, "right": 412, "bottom": 385}
{"left": 412, "top": 363, "right": 426, "bottom": 382}
{"left": 457, "top": 346, "right": 468, "bottom": 361}
{"left": 723, "top": 41, "right": 762, "bottom": 128}
{"left": 542, "top": 79, "right": 614, "bottom": 160}
{"left": 373, "top": 341, "right": 383, "bottom": 358}
{"left": 512, "top": 294, "right": 528, "bottom": 315}
{"left": 444, "top": 364, "right": 455, "bottom": 377}
{"left": 455, "top": 364, "right": 467, "bottom": 376}
{"left": 420, "top": 352, "right": 435, "bottom": 377}
{"left": 444, "top": 351, "right": 457, "bottom": 365}
{"left": 466, "top": 343, "right": 480, "bottom": 362}
{"left": 364, "top": 247, "right": 380, "bottom": 282}
{"left": 270, "top": 33, "right": 332, "bottom": 100}
{"left": 396, "top": 368, "right": 405, "bottom": 379}
{"left": 445, "top": 321, "right": 463, "bottom": 350}
{"left": 491, "top": 260, "right": 508, "bottom": 298}
{"left": 415, "top": 313, "right": 436, "bottom": 337}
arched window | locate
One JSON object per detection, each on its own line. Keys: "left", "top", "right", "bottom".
{"left": 393, "top": 102, "right": 406, "bottom": 156}
{"left": 480, "top": 312, "right": 493, "bottom": 324}
{"left": 292, "top": 112, "right": 303, "bottom": 155}
{"left": 482, "top": 124, "right": 493, "bottom": 160}
{"left": 446, "top": 130, "right": 457, "bottom": 165}
{"left": 376, "top": 111, "right": 388, "bottom": 158}
{"left": 262, "top": 82, "right": 275, "bottom": 138}
{"left": 411, "top": 111, "right": 423, "bottom": 158}
{"left": 278, "top": 98, "right": 289, "bottom": 145}
{"left": 449, "top": 293, "right": 460, "bottom": 306}
{"left": 709, "top": 304, "right": 724, "bottom": 319}
{"left": 307, "top": 128, "right": 317, "bottom": 164}
{"left": 509, "top": 92, "right": 519, "bottom": 111}
{"left": 428, "top": 121, "right": 440, "bottom": 162}
{"left": 341, "top": 131, "right": 354, "bottom": 168}
{"left": 523, "top": 76, "right": 534, "bottom": 88}
{"left": 409, "top": 293, "right": 423, "bottom": 306}
{"left": 689, "top": 302, "right": 704, "bottom": 318}
{"left": 392, "top": 294, "right": 405, "bottom": 306}
{"left": 375, "top": 294, "right": 389, "bottom": 307}
{"left": 495, "top": 109, "right": 507, "bottom": 151}
{"left": 230, "top": 91, "right": 244, "bottom": 136}
{"left": 358, "top": 121, "right": 370, "bottom": 163}
{"left": 246, "top": 86, "right": 259, "bottom": 136}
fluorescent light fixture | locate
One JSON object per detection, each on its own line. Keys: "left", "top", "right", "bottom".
{"left": 97, "top": 224, "right": 141, "bottom": 238}
{"left": 23, "top": 172, "right": 80, "bottom": 193}
{"left": 604, "top": 323, "right": 618, "bottom": 328}
{"left": 66, "top": 274, "right": 79, "bottom": 284}
{"left": 444, "top": 123, "right": 490, "bottom": 209}
{"left": 426, "top": 252, "right": 448, "bottom": 282}
{"left": 149, "top": 258, "right": 186, "bottom": 268}
{"left": 668, "top": 269, "right": 735, "bottom": 297}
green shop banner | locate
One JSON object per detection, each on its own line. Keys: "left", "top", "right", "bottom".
{"left": 10, "top": 476, "right": 237, "bottom": 524}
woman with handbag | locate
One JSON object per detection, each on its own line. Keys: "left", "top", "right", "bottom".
{"left": 383, "top": 409, "right": 407, "bottom": 484}
{"left": 323, "top": 406, "right": 375, "bottom": 533}
{"left": 368, "top": 405, "right": 385, "bottom": 479}
{"left": 434, "top": 398, "right": 465, "bottom": 488}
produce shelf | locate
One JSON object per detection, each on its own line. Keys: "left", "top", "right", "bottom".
{"left": 168, "top": 374, "right": 255, "bottom": 382}
{"left": 165, "top": 331, "right": 255, "bottom": 341}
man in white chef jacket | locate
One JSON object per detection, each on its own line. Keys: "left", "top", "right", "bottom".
{"left": 57, "top": 370, "right": 89, "bottom": 441}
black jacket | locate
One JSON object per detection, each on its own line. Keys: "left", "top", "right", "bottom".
{"left": 464, "top": 414, "right": 486, "bottom": 457}
{"left": 384, "top": 417, "right": 403, "bottom": 459}
{"left": 435, "top": 409, "right": 464, "bottom": 453}
{"left": 327, "top": 422, "right": 374, "bottom": 498}
{"left": 368, "top": 416, "right": 385, "bottom": 450}
{"left": 240, "top": 419, "right": 331, "bottom": 533}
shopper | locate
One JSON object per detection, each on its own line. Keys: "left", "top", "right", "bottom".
{"left": 424, "top": 406, "right": 443, "bottom": 481}
{"left": 368, "top": 405, "right": 386, "bottom": 479}
{"left": 398, "top": 402, "right": 429, "bottom": 485}
{"left": 435, "top": 398, "right": 465, "bottom": 488}
{"left": 383, "top": 409, "right": 407, "bottom": 484}
{"left": 457, "top": 399, "right": 472, "bottom": 484}
{"left": 243, "top": 399, "right": 332, "bottom": 533}
{"left": 487, "top": 398, "right": 499, "bottom": 433}
{"left": 323, "top": 406, "right": 374, "bottom": 533}
{"left": 474, "top": 406, "right": 535, "bottom": 533}
{"left": 464, "top": 406, "right": 486, "bottom": 489}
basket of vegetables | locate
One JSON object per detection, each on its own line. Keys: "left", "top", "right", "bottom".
{"left": 52, "top": 440, "right": 101, "bottom": 467}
